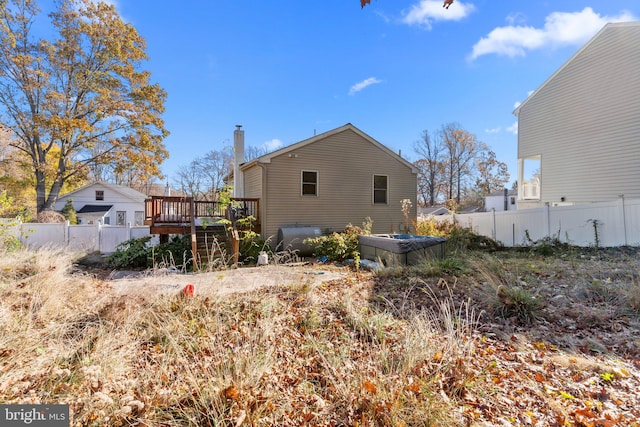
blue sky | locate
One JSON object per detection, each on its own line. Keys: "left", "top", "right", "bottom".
{"left": 110, "top": 0, "right": 638, "bottom": 186}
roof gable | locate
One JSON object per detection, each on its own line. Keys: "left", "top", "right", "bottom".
{"left": 56, "top": 182, "right": 147, "bottom": 203}
{"left": 513, "top": 21, "right": 640, "bottom": 116}
{"left": 486, "top": 189, "right": 517, "bottom": 197}
{"left": 242, "top": 123, "right": 418, "bottom": 173}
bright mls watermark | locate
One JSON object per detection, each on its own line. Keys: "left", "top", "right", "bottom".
{"left": 1, "top": 405, "right": 69, "bottom": 426}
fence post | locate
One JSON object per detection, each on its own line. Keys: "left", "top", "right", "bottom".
{"left": 18, "top": 219, "right": 25, "bottom": 246}
{"left": 545, "top": 203, "right": 551, "bottom": 239}
{"left": 492, "top": 208, "right": 496, "bottom": 241}
{"left": 97, "top": 221, "right": 102, "bottom": 253}
{"left": 619, "top": 195, "right": 627, "bottom": 246}
{"left": 65, "top": 220, "right": 70, "bottom": 246}
{"left": 190, "top": 198, "right": 198, "bottom": 271}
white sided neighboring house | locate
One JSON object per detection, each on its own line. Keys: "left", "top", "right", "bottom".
{"left": 514, "top": 22, "right": 640, "bottom": 208}
{"left": 54, "top": 182, "right": 147, "bottom": 226}
{"left": 485, "top": 189, "right": 517, "bottom": 212}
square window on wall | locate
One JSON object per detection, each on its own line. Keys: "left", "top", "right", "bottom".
{"left": 134, "top": 211, "right": 144, "bottom": 226}
{"left": 116, "top": 211, "right": 126, "bottom": 225}
{"left": 95, "top": 190, "right": 104, "bottom": 201}
{"left": 301, "top": 170, "right": 318, "bottom": 196}
{"left": 373, "top": 175, "right": 388, "bottom": 204}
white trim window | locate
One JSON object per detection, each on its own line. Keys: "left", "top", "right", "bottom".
{"left": 134, "top": 211, "right": 144, "bottom": 226}
{"left": 116, "top": 211, "right": 126, "bottom": 226}
{"left": 301, "top": 170, "right": 318, "bottom": 196}
{"left": 373, "top": 174, "right": 388, "bottom": 204}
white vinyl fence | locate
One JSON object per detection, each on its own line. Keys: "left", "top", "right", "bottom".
{"left": 0, "top": 220, "right": 158, "bottom": 253}
{"left": 4, "top": 197, "right": 640, "bottom": 253}
{"left": 430, "top": 197, "right": 640, "bottom": 247}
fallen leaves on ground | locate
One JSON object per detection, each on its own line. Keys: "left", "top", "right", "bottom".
{"left": 0, "top": 247, "right": 639, "bottom": 426}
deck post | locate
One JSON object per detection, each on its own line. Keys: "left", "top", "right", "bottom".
{"left": 190, "top": 198, "right": 198, "bottom": 271}
{"left": 232, "top": 229, "right": 240, "bottom": 267}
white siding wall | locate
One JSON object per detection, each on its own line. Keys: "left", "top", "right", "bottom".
{"left": 485, "top": 194, "right": 517, "bottom": 212}
{"left": 518, "top": 23, "right": 640, "bottom": 205}
{"left": 243, "top": 167, "right": 262, "bottom": 199}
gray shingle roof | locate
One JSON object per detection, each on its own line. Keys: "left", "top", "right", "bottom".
{"left": 77, "top": 204, "right": 113, "bottom": 214}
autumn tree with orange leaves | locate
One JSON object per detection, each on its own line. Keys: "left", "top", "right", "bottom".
{"left": 0, "top": 0, "right": 168, "bottom": 214}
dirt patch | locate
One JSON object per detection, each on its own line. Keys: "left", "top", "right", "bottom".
{"left": 106, "top": 263, "right": 348, "bottom": 297}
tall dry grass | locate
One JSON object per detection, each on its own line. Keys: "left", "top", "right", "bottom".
{"left": 0, "top": 247, "right": 485, "bottom": 426}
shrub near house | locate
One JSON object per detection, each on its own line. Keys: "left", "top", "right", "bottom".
{"left": 60, "top": 199, "right": 78, "bottom": 224}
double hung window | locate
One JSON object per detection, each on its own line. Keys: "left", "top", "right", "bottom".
{"left": 302, "top": 171, "right": 318, "bottom": 196}
{"left": 373, "top": 175, "right": 388, "bottom": 204}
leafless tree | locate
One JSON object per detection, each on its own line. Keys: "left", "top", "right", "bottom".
{"left": 174, "top": 160, "right": 205, "bottom": 200}
{"left": 198, "top": 149, "right": 234, "bottom": 200}
{"left": 474, "top": 143, "right": 510, "bottom": 197}
{"left": 172, "top": 148, "right": 233, "bottom": 200}
{"left": 413, "top": 130, "right": 445, "bottom": 206}
{"left": 441, "top": 123, "right": 478, "bottom": 204}
{"left": 414, "top": 123, "right": 510, "bottom": 211}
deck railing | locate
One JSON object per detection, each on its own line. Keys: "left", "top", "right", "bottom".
{"left": 145, "top": 196, "right": 260, "bottom": 228}
{"left": 521, "top": 182, "right": 540, "bottom": 200}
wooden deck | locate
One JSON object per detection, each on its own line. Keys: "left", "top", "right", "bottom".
{"left": 144, "top": 196, "right": 260, "bottom": 236}
{"left": 144, "top": 196, "right": 260, "bottom": 268}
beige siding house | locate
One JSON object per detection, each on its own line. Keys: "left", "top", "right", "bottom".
{"left": 514, "top": 22, "right": 640, "bottom": 208}
{"left": 238, "top": 123, "right": 418, "bottom": 244}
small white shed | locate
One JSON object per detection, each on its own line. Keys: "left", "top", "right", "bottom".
{"left": 485, "top": 189, "right": 517, "bottom": 212}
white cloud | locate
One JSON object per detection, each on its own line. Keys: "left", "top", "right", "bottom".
{"left": 485, "top": 127, "right": 501, "bottom": 134}
{"left": 349, "top": 77, "right": 382, "bottom": 95}
{"left": 375, "top": 10, "right": 392, "bottom": 24}
{"left": 505, "top": 12, "right": 526, "bottom": 26}
{"left": 402, "top": 0, "right": 475, "bottom": 29}
{"left": 469, "top": 7, "right": 636, "bottom": 60}
{"left": 262, "top": 139, "right": 283, "bottom": 152}
{"left": 507, "top": 121, "right": 518, "bottom": 135}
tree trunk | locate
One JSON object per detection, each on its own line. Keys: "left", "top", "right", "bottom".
{"left": 429, "top": 170, "right": 436, "bottom": 206}
{"left": 44, "top": 178, "right": 65, "bottom": 212}
{"left": 456, "top": 167, "right": 462, "bottom": 204}
{"left": 35, "top": 170, "right": 47, "bottom": 214}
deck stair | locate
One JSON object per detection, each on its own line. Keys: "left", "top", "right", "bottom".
{"left": 144, "top": 196, "right": 260, "bottom": 269}
{"left": 193, "top": 225, "right": 231, "bottom": 267}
